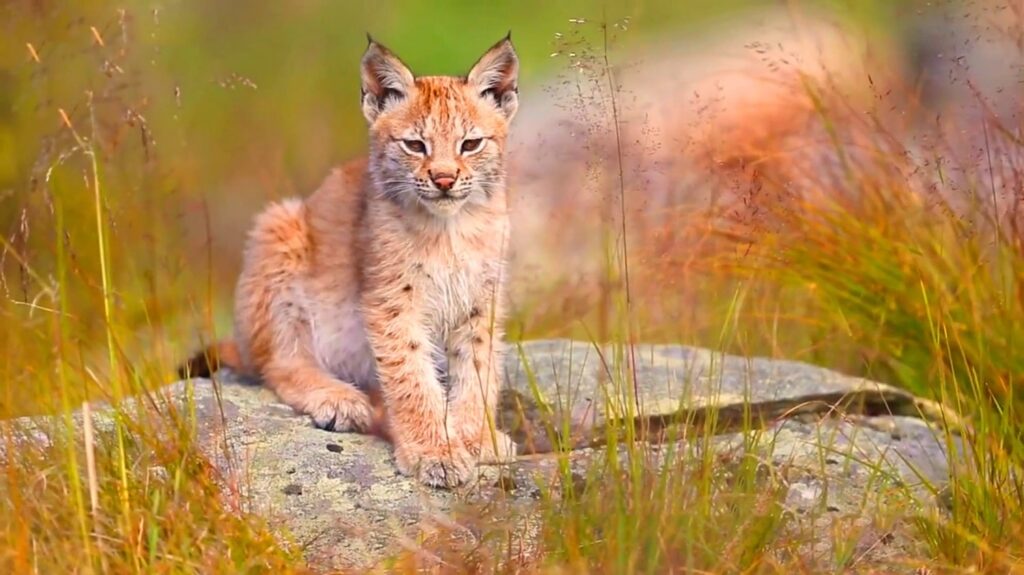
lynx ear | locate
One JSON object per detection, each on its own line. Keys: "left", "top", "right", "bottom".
{"left": 361, "top": 37, "right": 415, "bottom": 123}
{"left": 467, "top": 34, "right": 519, "bottom": 120}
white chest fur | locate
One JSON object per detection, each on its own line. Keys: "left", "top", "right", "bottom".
{"left": 417, "top": 246, "right": 488, "bottom": 339}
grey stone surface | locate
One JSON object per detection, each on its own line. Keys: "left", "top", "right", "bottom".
{"left": 500, "top": 339, "right": 956, "bottom": 452}
{"left": 10, "top": 340, "right": 960, "bottom": 572}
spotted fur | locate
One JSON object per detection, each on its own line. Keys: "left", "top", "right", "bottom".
{"left": 195, "top": 36, "right": 520, "bottom": 488}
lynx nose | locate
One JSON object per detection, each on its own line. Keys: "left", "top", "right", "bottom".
{"left": 429, "top": 171, "right": 458, "bottom": 192}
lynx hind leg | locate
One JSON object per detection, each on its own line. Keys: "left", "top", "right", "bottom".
{"left": 235, "top": 199, "right": 373, "bottom": 433}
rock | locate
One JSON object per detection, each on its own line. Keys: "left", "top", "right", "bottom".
{"left": 500, "top": 339, "right": 960, "bottom": 453}
{"left": 9, "top": 339, "right": 961, "bottom": 571}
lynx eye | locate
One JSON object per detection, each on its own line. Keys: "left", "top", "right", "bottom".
{"left": 400, "top": 139, "right": 427, "bottom": 155}
{"left": 460, "top": 138, "right": 485, "bottom": 155}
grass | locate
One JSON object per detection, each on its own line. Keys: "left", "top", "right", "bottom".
{"left": 3, "top": 1, "right": 1024, "bottom": 573}
{"left": 729, "top": 107, "right": 1024, "bottom": 571}
{"left": 2, "top": 412, "right": 304, "bottom": 573}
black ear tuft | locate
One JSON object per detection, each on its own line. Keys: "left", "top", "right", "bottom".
{"left": 467, "top": 36, "right": 520, "bottom": 120}
{"left": 360, "top": 39, "right": 415, "bottom": 123}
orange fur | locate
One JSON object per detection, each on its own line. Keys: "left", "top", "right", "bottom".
{"left": 190, "top": 37, "right": 520, "bottom": 488}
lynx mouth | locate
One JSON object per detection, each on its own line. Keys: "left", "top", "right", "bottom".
{"left": 419, "top": 191, "right": 470, "bottom": 202}
{"left": 418, "top": 194, "right": 468, "bottom": 216}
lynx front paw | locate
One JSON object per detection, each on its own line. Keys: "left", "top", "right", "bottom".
{"left": 307, "top": 387, "right": 374, "bottom": 433}
{"left": 394, "top": 441, "right": 475, "bottom": 489}
{"left": 465, "top": 429, "right": 517, "bottom": 464}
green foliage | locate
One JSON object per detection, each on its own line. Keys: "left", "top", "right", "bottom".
{"left": 2, "top": 0, "right": 1022, "bottom": 573}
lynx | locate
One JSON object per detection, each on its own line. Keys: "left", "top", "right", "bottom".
{"left": 182, "top": 36, "right": 520, "bottom": 488}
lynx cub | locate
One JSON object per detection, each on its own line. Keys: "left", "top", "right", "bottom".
{"left": 185, "top": 36, "right": 520, "bottom": 488}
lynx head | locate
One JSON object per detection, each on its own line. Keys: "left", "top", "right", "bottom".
{"left": 360, "top": 34, "right": 519, "bottom": 217}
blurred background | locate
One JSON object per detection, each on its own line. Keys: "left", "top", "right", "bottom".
{"left": 1, "top": 0, "right": 1020, "bottom": 415}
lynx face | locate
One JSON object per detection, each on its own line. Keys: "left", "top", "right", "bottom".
{"left": 360, "top": 37, "right": 519, "bottom": 217}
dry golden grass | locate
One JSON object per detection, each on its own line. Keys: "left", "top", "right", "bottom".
{"left": 3, "top": 2, "right": 1024, "bottom": 573}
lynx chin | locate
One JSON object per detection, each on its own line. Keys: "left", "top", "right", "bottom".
{"left": 181, "top": 35, "right": 520, "bottom": 488}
